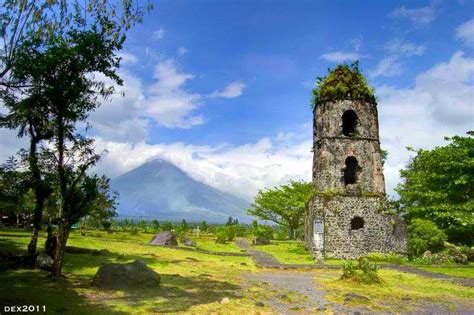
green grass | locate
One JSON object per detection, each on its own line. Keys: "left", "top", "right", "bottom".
{"left": 0, "top": 230, "right": 269, "bottom": 314}
{"left": 186, "top": 235, "right": 244, "bottom": 253}
{"left": 1, "top": 229, "right": 473, "bottom": 314}
{"left": 253, "top": 240, "right": 316, "bottom": 264}
{"left": 319, "top": 269, "right": 474, "bottom": 313}
{"left": 418, "top": 266, "right": 474, "bottom": 279}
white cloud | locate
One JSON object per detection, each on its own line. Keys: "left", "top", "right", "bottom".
{"left": 320, "top": 51, "right": 363, "bottom": 63}
{"left": 178, "top": 46, "right": 188, "bottom": 56}
{"left": 117, "top": 52, "right": 138, "bottom": 65}
{"left": 209, "top": 81, "right": 246, "bottom": 98}
{"left": 89, "top": 71, "right": 149, "bottom": 143}
{"left": 378, "top": 51, "right": 474, "bottom": 196}
{"left": 391, "top": 4, "right": 437, "bottom": 25}
{"left": 385, "top": 39, "right": 425, "bottom": 56}
{"left": 371, "top": 39, "right": 425, "bottom": 78}
{"left": 370, "top": 56, "right": 404, "bottom": 78}
{"left": 145, "top": 59, "right": 204, "bottom": 128}
{"left": 456, "top": 19, "right": 474, "bottom": 48}
{"left": 93, "top": 131, "right": 313, "bottom": 200}
{"left": 152, "top": 27, "right": 165, "bottom": 41}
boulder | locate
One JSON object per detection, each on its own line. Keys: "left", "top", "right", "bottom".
{"left": 183, "top": 238, "right": 196, "bottom": 247}
{"left": 252, "top": 237, "right": 270, "bottom": 245}
{"left": 93, "top": 260, "right": 160, "bottom": 289}
{"left": 36, "top": 254, "right": 53, "bottom": 271}
{"left": 149, "top": 231, "right": 178, "bottom": 246}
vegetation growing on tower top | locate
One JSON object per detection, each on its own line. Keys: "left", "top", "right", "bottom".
{"left": 311, "top": 62, "right": 376, "bottom": 108}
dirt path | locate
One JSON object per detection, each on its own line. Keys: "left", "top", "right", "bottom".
{"left": 236, "top": 239, "right": 474, "bottom": 287}
{"left": 243, "top": 270, "right": 366, "bottom": 314}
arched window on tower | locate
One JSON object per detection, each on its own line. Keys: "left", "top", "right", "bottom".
{"left": 344, "top": 156, "right": 358, "bottom": 185}
{"left": 342, "top": 110, "right": 358, "bottom": 137}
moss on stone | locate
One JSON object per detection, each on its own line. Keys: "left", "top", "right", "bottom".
{"left": 311, "top": 62, "right": 376, "bottom": 108}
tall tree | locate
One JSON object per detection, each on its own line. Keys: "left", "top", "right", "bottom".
{"left": 248, "top": 181, "right": 314, "bottom": 239}
{"left": 396, "top": 132, "right": 474, "bottom": 246}
{"left": 1, "top": 0, "right": 151, "bottom": 275}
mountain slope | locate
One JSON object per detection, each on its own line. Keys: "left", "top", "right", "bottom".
{"left": 111, "top": 159, "right": 252, "bottom": 223}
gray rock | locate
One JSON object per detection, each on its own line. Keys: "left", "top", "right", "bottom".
{"left": 183, "top": 239, "right": 196, "bottom": 247}
{"left": 149, "top": 231, "right": 178, "bottom": 246}
{"left": 252, "top": 237, "right": 270, "bottom": 245}
{"left": 36, "top": 254, "right": 53, "bottom": 271}
{"left": 93, "top": 260, "right": 160, "bottom": 289}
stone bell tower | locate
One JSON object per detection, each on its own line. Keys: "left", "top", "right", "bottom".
{"left": 305, "top": 64, "right": 407, "bottom": 259}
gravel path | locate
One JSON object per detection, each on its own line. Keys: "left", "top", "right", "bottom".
{"left": 243, "top": 271, "right": 366, "bottom": 314}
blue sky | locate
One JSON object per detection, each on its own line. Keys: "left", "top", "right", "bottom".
{"left": 120, "top": 0, "right": 471, "bottom": 146}
{"left": 1, "top": 0, "right": 473, "bottom": 200}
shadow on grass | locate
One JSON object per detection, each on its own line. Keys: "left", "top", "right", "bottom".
{"left": 1, "top": 237, "right": 244, "bottom": 313}
{"left": 100, "top": 273, "right": 242, "bottom": 313}
{"left": 0, "top": 269, "right": 127, "bottom": 314}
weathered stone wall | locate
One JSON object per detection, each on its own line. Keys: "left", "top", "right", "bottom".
{"left": 305, "top": 98, "right": 407, "bottom": 259}
{"left": 312, "top": 100, "right": 385, "bottom": 194}
{"left": 307, "top": 196, "right": 407, "bottom": 259}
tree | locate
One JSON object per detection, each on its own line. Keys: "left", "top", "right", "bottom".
{"left": 248, "top": 181, "right": 314, "bottom": 239}
{"left": 0, "top": 0, "right": 152, "bottom": 273}
{"left": 396, "top": 133, "right": 474, "bottom": 246}
{"left": 0, "top": 0, "right": 151, "bottom": 90}
{"left": 0, "top": 156, "right": 34, "bottom": 227}
{"left": 82, "top": 176, "right": 118, "bottom": 230}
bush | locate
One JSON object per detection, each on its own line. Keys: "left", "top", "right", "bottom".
{"left": 214, "top": 226, "right": 236, "bottom": 244}
{"left": 407, "top": 219, "right": 447, "bottom": 257}
{"left": 341, "top": 257, "right": 381, "bottom": 284}
{"left": 445, "top": 242, "right": 468, "bottom": 264}
{"left": 460, "top": 246, "right": 474, "bottom": 262}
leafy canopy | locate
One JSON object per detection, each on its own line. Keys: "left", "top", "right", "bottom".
{"left": 248, "top": 180, "right": 314, "bottom": 238}
{"left": 311, "top": 61, "right": 376, "bottom": 108}
{"left": 396, "top": 133, "right": 473, "bottom": 245}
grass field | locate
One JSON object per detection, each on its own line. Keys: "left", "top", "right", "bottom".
{"left": 0, "top": 229, "right": 473, "bottom": 314}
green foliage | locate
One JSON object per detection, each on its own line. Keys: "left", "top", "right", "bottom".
{"left": 215, "top": 226, "right": 237, "bottom": 244}
{"left": 407, "top": 219, "right": 447, "bottom": 257}
{"left": 380, "top": 148, "right": 388, "bottom": 166}
{"left": 311, "top": 61, "right": 376, "bottom": 108}
{"left": 251, "top": 220, "right": 274, "bottom": 240}
{"left": 248, "top": 180, "right": 314, "bottom": 239}
{"left": 396, "top": 134, "right": 474, "bottom": 246}
{"left": 341, "top": 257, "right": 381, "bottom": 284}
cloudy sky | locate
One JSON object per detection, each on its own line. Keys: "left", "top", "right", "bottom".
{"left": 1, "top": 0, "right": 473, "bottom": 200}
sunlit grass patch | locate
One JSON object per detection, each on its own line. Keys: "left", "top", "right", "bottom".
{"left": 319, "top": 269, "right": 474, "bottom": 312}
{"left": 418, "top": 266, "right": 474, "bottom": 279}
{"left": 253, "top": 240, "right": 316, "bottom": 264}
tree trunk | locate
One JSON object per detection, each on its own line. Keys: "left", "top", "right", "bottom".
{"left": 27, "top": 133, "right": 48, "bottom": 266}
{"left": 289, "top": 227, "right": 295, "bottom": 240}
{"left": 50, "top": 220, "right": 70, "bottom": 278}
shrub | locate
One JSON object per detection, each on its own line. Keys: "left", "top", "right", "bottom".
{"left": 214, "top": 226, "right": 236, "bottom": 244}
{"left": 407, "top": 219, "right": 447, "bottom": 257}
{"left": 215, "top": 228, "right": 228, "bottom": 244}
{"left": 311, "top": 62, "right": 376, "bottom": 108}
{"left": 341, "top": 257, "right": 380, "bottom": 284}
{"left": 460, "top": 246, "right": 474, "bottom": 262}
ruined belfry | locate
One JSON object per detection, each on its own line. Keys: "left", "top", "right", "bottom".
{"left": 305, "top": 63, "right": 407, "bottom": 259}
